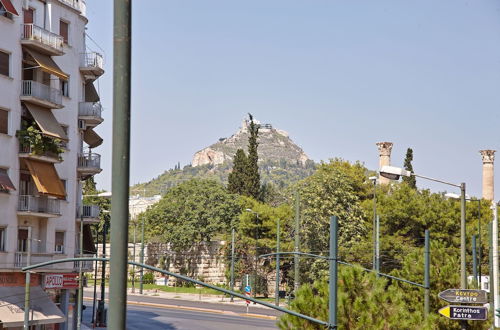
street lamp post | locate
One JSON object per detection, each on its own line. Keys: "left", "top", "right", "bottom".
{"left": 139, "top": 215, "right": 145, "bottom": 294}
{"left": 245, "top": 209, "right": 259, "bottom": 301}
{"left": 380, "top": 166, "right": 467, "bottom": 289}
{"left": 369, "top": 176, "right": 378, "bottom": 271}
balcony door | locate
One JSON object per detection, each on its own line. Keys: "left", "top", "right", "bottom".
{"left": 23, "top": 8, "right": 33, "bottom": 24}
{"left": 17, "top": 229, "right": 28, "bottom": 252}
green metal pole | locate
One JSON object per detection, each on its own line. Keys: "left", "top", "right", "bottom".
{"left": 98, "top": 221, "right": 107, "bottom": 326}
{"left": 23, "top": 226, "right": 31, "bottom": 330}
{"left": 254, "top": 214, "right": 258, "bottom": 300}
{"left": 372, "top": 179, "right": 377, "bottom": 270}
{"left": 472, "top": 235, "right": 477, "bottom": 287}
{"left": 489, "top": 221, "right": 494, "bottom": 317}
{"left": 294, "top": 190, "right": 300, "bottom": 294}
{"left": 375, "top": 215, "right": 380, "bottom": 275}
{"left": 460, "top": 183, "right": 467, "bottom": 290}
{"left": 77, "top": 209, "right": 84, "bottom": 330}
{"left": 230, "top": 228, "right": 235, "bottom": 302}
{"left": 329, "top": 216, "right": 338, "bottom": 329}
{"left": 424, "top": 229, "right": 430, "bottom": 318}
{"left": 275, "top": 219, "right": 280, "bottom": 306}
{"left": 109, "top": 0, "right": 131, "bottom": 328}
{"left": 139, "top": 216, "right": 144, "bottom": 294}
{"left": 132, "top": 222, "right": 136, "bottom": 293}
{"left": 477, "top": 200, "right": 482, "bottom": 286}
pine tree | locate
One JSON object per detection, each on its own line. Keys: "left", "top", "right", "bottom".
{"left": 402, "top": 148, "right": 417, "bottom": 189}
{"left": 246, "top": 113, "right": 261, "bottom": 199}
{"left": 228, "top": 149, "right": 248, "bottom": 195}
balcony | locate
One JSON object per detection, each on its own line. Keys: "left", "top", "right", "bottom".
{"left": 77, "top": 153, "right": 102, "bottom": 178}
{"left": 21, "top": 80, "right": 63, "bottom": 109}
{"left": 14, "top": 252, "right": 70, "bottom": 270}
{"left": 21, "top": 24, "right": 64, "bottom": 56}
{"left": 18, "top": 195, "right": 61, "bottom": 218}
{"left": 74, "top": 254, "right": 94, "bottom": 272}
{"left": 79, "top": 102, "right": 103, "bottom": 126}
{"left": 77, "top": 204, "right": 100, "bottom": 223}
{"left": 80, "top": 52, "right": 104, "bottom": 81}
{"left": 19, "top": 144, "right": 61, "bottom": 163}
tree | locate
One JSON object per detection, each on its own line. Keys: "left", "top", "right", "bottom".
{"left": 278, "top": 265, "right": 427, "bottom": 329}
{"left": 403, "top": 148, "right": 417, "bottom": 189}
{"left": 228, "top": 149, "right": 248, "bottom": 195}
{"left": 246, "top": 113, "right": 261, "bottom": 199}
{"left": 141, "top": 179, "right": 241, "bottom": 251}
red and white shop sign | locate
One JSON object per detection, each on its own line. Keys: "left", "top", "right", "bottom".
{"left": 44, "top": 273, "right": 78, "bottom": 289}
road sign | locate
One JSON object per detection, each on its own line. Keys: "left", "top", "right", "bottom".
{"left": 245, "top": 285, "right": 251, "bottom": 305}
{"left": 439, "top": 305, "right": 488, "bottom": 321}
{"left": 438, "top": 289, "right": 488, "bottom": 304}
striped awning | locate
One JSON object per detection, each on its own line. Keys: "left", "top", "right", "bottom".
{"left": 24, "top": 103, "right": 68, "bottom": 141}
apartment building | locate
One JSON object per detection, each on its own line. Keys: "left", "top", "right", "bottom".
{"left": 0, "top": 0, "right": 104, "bottom": 328}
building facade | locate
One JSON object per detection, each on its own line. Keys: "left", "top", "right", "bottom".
{"left": 0, "top": 0, "right": 103, "bottom": 328}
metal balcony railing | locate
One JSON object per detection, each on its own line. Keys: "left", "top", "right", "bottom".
{"left": 19, "top": 144, "right": 60, "bottom": 159}
{"left": 79, "top": 102, "right": 103, "bottom": 118}
{"left": 14, "top": 252, "right": 54, "bottom": 268}
{"left": 78, "top": 153, "right": 101, "bottom": 170}
{"left": 77, "top": 204, "right": 100, "bottom": 218}
{"left": 80, "top": 52, "right": 104, "bottom": 70}
{"left": 21, "top": 24, "right": 64, "bottom": 52}
{"left": 21, "top": 80, "right": 62, "bottom": 106}
{"left": 18, "top": 195, "right": 61, "bottom": 215}
{"left": 58, "top": 0, "right": 84, "bottom": 12}
{"left": 74, "top": 254, "right": 94, "bottom": 271}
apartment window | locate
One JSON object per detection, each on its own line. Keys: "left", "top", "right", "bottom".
{"left": 23, "top": 8, "right": 33, "bottom": 24}
{"left": 0, "top": 227, "right": 5, "bottom": 251}
{"left": 0, "top": 51, "right": 10, "bottom": 77}
{"left": 60, "top": 20, "right": 69, "bottom": 44}
{"left": 0, "top": 109, "right": 8, "bottom": 134}
{"left": 17, "top": 229, "right": 28, "bottom": 252}
{"left": 60, "top": 79, "right": 69, "bottom": 97}
{"left": 55, "top": 231, "right": 64, "bottom": 253}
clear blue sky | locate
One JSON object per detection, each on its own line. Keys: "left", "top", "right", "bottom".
{"left": 86, "top": 0, "right": 500, "bottom": 198}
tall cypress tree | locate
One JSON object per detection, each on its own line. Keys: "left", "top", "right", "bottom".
{"left": 228, "top": 148, "right": 248, "bottom": 195}
{"left": 246, "top": 113, "right": 260, "bottom": 199}
{"left": 402, "top": 148, "right": 417, "bottom": 189}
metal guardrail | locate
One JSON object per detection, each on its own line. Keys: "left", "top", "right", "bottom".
{"left": 21, "top": 80, "right": 62, "bottom": 106}
{"left": 21, "top": 24, "right": 64, "bottom": 52}
{"left": 18, "top": 195, "right": 61, "bottom": 215}
{"left": 78, "top": 153, "right": 101, "bottom": 170}
{"left": 80, "top": 52, "right": 104, "bottom": 70}
{"left": 79, "top": 102, "right": 103, "bottom": 118}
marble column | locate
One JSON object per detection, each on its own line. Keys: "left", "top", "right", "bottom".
{"left": 376, "top": 142, "right": 393, "bottom": 185}
{"left": 480, "top": 150, "right": 496, "bottom": 201}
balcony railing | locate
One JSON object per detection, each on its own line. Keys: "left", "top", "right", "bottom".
{"left": 79, "top": 102, "right": 103, "bottom": 119}
{"left": 15, "top": 252, "right": 55, "bottom": 268}
{"left": 18, "top": 195, "right": 61, "bottom": 215}
{"left": 77, "top": 204, "right": 100, "bottom": 219}
{"left": 78, "top": 153, "right": 101, "bottom": 170}
{"left": 74, "top": 254, "right": 94, "bottom": 271}
{"left": 21, "top": 80, "right": 62, "bottom": 106}
{"left": 21, "top": 24, "right": 64, "bottom": 53}
{"left": 19, "top": 144, "right": 60, "bottom": 160}
{"left": 80, "top": 52, "right": 104, "bottom": 70}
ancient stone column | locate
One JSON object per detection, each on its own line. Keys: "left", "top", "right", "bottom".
{"left": 376, "top": 142, "right": 393, "bottom": 185}
{"left": 480, "top": 150, "right": 496, "bottom": 201}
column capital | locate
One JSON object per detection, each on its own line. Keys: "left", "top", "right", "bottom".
{"left": 480, "top": 150, "right": 496, "bottom": 164}
{"left": 376, "top": 142, "right": 393, "bottom": 157}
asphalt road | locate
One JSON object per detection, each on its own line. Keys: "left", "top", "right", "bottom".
{"left": 83, "top": 290, "right": 282, "bottom": 317}
{"left": 83, "top": 302, "right": 278, "bottom": 329}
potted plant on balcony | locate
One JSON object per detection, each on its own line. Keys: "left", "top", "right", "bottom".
{"left": 16, "top": 120, "right": 64, "bottom": 160}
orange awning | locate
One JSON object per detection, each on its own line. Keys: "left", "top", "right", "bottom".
{"left": 24, "top": 49, "right": 68, "bottom": 80}
{"left": 0, "top": 0, "right": 19, "bottom": 16}
{"left": 24, "top": 159, "right": 66, "bottom": 199}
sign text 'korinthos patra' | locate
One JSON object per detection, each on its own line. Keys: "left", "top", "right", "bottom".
{"left": 438, "top": 305, "right": 487, "bottom": 321}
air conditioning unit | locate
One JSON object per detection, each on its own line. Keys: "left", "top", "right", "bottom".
{"left": 78, "top": 120, "right": 86, "bottom": 130}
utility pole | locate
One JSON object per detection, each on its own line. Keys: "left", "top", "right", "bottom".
{"left": 139, "top": 214, "right": 145, "bottom": 294}
{"left": 424, "top": 230, "right": 430, "bottom": 318}
{"left": 230, "top": 228, "right": 235, "bottom": 303}
{"left": 275, "top": 218, "right": 280, "bottom": 307}
{"left": 329, "top": 216, "right": 338, "bottom": 329}
{"left": 370, "top": 177, "right": 377, "bottom": 270}
{"left": 489, "top": 221, "right": 495, "bottom": 328}
{"left": 77, "top": 207, "right": 84, "bottom": 330}
{"left": 375, "top": 215, "right": 380, "bottom": 275}
{"left": 472, "top": 235, "right": 478, "bottom": 286}
{"left": 23, "top": 226, "right": 32, "bottom": 330}
{"left": 294, "top": 191, "right": 300, "bottom": 294}
{"left": 493, "top": 202, "right": 499, "bottom": 328}
{"left": 132, "top": 221, "right": 136, "bottom": 293}
{"left": 98, "top": 220, "right": 107, "bottom": 326}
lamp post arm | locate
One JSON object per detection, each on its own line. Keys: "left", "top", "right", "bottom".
{"left": 412, "top": 173, "right": 461, "bottom": 188}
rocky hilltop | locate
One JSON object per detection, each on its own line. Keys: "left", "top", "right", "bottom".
{"left": 132, "top": 118, "right": 315, "bottom": 196}
{"left": 192, "top": 119, "right": 310, "bottom": 167}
